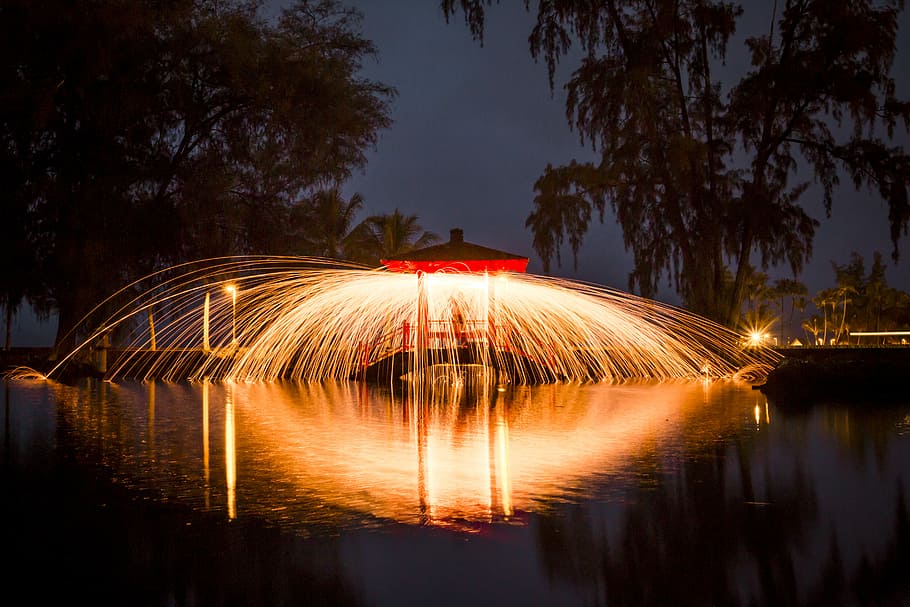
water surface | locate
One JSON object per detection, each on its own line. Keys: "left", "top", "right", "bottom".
{"left": 3, "top": 378, "right": 909, "bottom": 605}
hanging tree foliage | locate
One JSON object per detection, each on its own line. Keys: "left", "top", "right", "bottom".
{"left": 444, "top": 0, "right": 909, "bottom": 326}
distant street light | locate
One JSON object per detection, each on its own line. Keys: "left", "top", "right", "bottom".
{"left": 225, "top": 284, "right": 237, "bottom": 346}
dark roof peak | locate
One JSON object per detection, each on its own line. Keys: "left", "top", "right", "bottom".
{"left": 381, "top": 227, "right": 529, "bottom": 273}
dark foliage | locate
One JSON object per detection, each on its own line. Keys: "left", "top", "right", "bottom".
{"left": 0, "top": 0, "right": 394, "bottom": 350}
{"left": 444, "top": 0, "right": 909, "bottom": 326}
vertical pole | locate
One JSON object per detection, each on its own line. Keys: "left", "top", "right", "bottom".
{"left": 402, "top": 321, "right": 411, "bottom": 351}
{"left": 414, "top": 271, "right": 429, "bottom": 382}
{"left": 203, "top": 292, "right": 210, "bottom": 352}
{"left": 98, "top": 332, "right": 109, "bottom": 374}
{"left": 359, "top": 342, "right": 370, "bottom": 378}
{"left": 231, "top": 289, "right": 237, "bottom": 346}
{"left": 147, "top": 308, "right": 157, "bottom": 351}
{"left": 486, "top": 272, "right": 499, "bottom": 376}
{"left": 4, "top": 304, "right": 11, "bottom": 351}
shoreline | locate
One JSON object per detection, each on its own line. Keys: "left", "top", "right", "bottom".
{"left": 759, "top": 345, "right": 910, "bottom": 407}
{"left": 6, "top": 346, "right": 910, "bottom": 406}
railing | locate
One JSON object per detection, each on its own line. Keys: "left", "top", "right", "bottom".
{"left": 357, "top": 318, "right": 556, "bottom": 374}
{"left": 358, "top": 319, "right": 496, "bottom": 370}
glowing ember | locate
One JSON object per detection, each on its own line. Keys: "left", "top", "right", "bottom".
{"left": 39, "top": 256, "right": 776, "bottom": 384}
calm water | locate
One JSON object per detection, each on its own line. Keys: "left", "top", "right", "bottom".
{"left": 2, "top": 377, "right": 909, "bottom": 606}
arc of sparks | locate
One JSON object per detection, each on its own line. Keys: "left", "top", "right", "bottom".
{"left": 21, "top": 256, "right": 777, "bottom": 384}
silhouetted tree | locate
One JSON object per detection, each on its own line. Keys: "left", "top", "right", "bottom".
{"left": 344, "top": 208, "right": 439, "bottom": 266}
{"left": 802, "top": 316, "right": 822, "bottom": 345}
{"left": 813, "top": 288, "right": 839, "bottom": 344}
{"left": 0, "top": 0, "right": 394, "bottom": 352}
{"left": 444, "top": 0, "right": 909, "bottom": 326}
{"left": 827, "top": 251, "right": 910, "bottom": 340}
{"left": 292, "top": 187, "right": 366, "bottom": 259}
{"left": 770, "top": 278, "right": 808, "bottom": 344}
{"left": 0, "top": 189, "right": 40, "bottom": 349}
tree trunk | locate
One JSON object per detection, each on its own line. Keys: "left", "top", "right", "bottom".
{"left": 725, "top": 227, "right": 754, "bottom": 328}
{"left": 52, "top": 292, "right": 93, "bottom": 361}
{"left": 4, "top": 305, "right": 11, "bottom": 351}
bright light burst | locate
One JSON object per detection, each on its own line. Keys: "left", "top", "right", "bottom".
{"left": 41, "top": 256, "right": 778, "bottom": 384}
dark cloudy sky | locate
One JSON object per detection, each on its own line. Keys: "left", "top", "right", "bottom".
{"left": 335, "top": 0, "right": 909, "bottom": 302}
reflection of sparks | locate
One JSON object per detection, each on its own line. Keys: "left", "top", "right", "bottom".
{"left": 42, "top": 378, "right": 753, "bottom": 530}
{"left": 40, "top": 256, "right": 778, "bottom": 384}
{"left": 754, "top": 404, "right": 761, "bottom": 426}
{"left": 4, "top": 366, "right": 47, "bottom": 380}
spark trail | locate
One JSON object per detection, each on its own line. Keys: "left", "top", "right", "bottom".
{"left": 32, "top": 256, "right": 777, "bottom": 384}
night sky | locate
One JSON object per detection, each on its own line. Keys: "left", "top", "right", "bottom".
{"left": 10, "top": 1, "right": 910, "bottom": 344}
{"left": 335, "top": 0, "right": 910, "bottom": 299}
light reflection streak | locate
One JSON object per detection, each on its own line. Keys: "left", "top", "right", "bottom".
{"left": 147, "top": 380, "right": 155, "bottom": 447}
{"left": 495, "top": 410, "right": 513, "bottom": 518}
{"left": 225, "top": 381, "right": 236, "bottom": 520}
{"left": 202, "top": 378, "right": 210, "bottom": 509}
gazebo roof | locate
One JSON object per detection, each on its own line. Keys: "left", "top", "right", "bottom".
{"left": 381, "top": 228, "right": 529, "bottom": 273}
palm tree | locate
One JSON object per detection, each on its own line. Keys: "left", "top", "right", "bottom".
{"left": 813, "top": 288, "right": 838, "bottom": 346}
{"left": 295, "top": 187, "right": 365, "bottom": 259}
{"left": 771, "top": 278, "right": 808, "bottom": 345}
{"left": 742, "top": 269, "right": 770, "bottom": 317}
{"left": 834, "top": 285, "right": 857, "bottom": 344}
{"left": 802, "top": 316, "right": 822, "bottom": 346}
{"left": 345, "top": 208, "right": 439, "bottom": 266}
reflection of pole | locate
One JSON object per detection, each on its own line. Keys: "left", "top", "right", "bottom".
{"left": 225, "top": 382, "right": 236, "bottom": 519}
{"left": 147, "top": 380, "right": 156, "bottom": 448}
{"left": 203, "top": 292, "right": 211, "bottom": 353}
{"left": 413, "top": 272, "right": 429, "bottom": 381}
{"left": 491, "top": 399, "right": 513, "bottom": 519}
{"left": 414, "top": 390, "right": 430, "bottom": 524}
{"left": 202, "top": 378, "right": 210, "bottom": 509}
{"left": 487, "top": 395, "right": 498, "bottom": 516}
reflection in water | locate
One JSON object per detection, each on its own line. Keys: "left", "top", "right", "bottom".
{"left": 4, "top": 378, "right": 910, "bottom": 606}
{"left": 225, "top": 381, "right": 236, "bottom": 520}
{"left": 202, "top": 378, "right": 210, "bottom": 508}
{"left": 494, "top": 403, "right": 513, "bottom": 518}
{"left": 40, "top": 378, "right": 730, "bottom": 529}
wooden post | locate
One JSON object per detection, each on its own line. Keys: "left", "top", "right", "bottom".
{"left": 486, "top": 272, "right": 499, "bottom": 374}
{"left": 147, "top": 308, "right": 157, "bottom": 351}
{"left": 402, "top": 321, "right": 411, "bottom": 351}
{"left": 97, "top": 332, "right": 109, "bottom": 374}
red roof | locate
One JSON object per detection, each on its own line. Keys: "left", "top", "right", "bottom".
{"left": 382, "top": 228, "right": 529, "bottom": 273}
